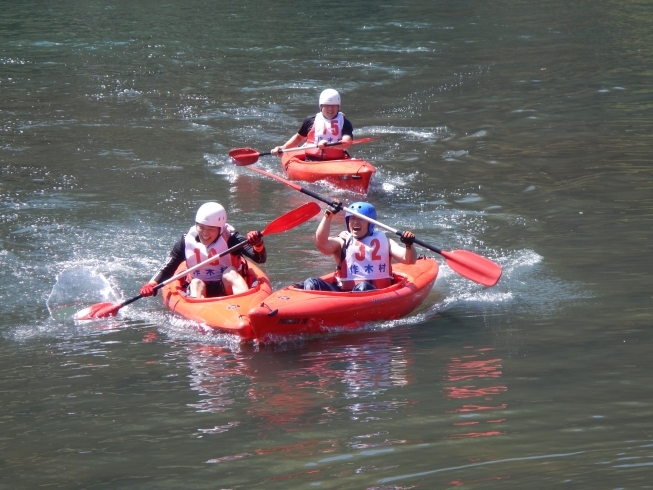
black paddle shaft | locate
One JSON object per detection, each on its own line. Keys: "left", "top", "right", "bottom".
{"left": 407, "top": 236, "right": 443, "bottom": 255}
{"left": 297, "top": 186, "right": 440, "bottom": 253}
{"left": 297, "top": 186, "right": 344, "bottom": 213}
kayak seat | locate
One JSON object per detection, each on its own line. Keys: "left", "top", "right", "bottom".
{"left": 391, "top": 273, "right": 408, "bottom": 287}
{"left": 295, "top": 151, "right": 351, "bottom": 163}
{"left": 174, "top": 268, "right": 261, "bottom": 298}
{"left": 289, "top": 273, "right": 408, "bottom": 291}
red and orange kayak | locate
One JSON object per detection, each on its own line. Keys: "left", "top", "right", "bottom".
{"left": 281, "top": 151, "right": 375, "bottom": 194}
{"left": 247, "top": 257, "right": 439, "bottom": 342}
{"left": 161, "top": 260, "right": 272, "bottom": 340}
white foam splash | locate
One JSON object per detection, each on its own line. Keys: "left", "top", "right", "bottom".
{"left": 360, "top": 125, "right": 450, "bottom": 140}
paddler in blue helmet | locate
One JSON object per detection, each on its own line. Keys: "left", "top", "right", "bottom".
{"left": 300, "top": 201, "right": 417, "bottom": 292}
{"left": 271, "top": 88, "right": 353, "bottom": 161}
{"left": 139, "top": 202, "right": 266, "bottom": 299}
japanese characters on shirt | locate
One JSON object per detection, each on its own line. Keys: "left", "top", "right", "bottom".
{"left": 337, "top": 231, "right": 392, "bottom": 287}
{"left": 184, "top": 224, "right": 236, "bottom": 281}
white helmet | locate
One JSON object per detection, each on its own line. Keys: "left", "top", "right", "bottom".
{"left": 319, "top": 88, "right": 341, "bottom": 106}
{"left": 195, "top": 202, "right": 227, "bottom": 228}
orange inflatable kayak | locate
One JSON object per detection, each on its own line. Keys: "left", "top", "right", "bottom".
{"left": 161, "top": 260, "right": 272, "bottom": 340}
{"left": 281, "top": 151, "right": 376, "bottom": 194}
{"left": 247, "top": 257, "right": 439, "bottom": 342}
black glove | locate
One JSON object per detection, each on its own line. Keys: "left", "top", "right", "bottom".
{"left": 400, "top": 231, "right": 416, "bottom": 246}
{"left": 323, "top": 200, "right": 342, "bottom": 218}
{"left": 329, "top": 199, "right": 343, "bottom": 214}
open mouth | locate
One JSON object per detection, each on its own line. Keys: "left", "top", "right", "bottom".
{"left": 349, "top": 221, "right": 365, "bottom": 235}
{"left": 199, "top": 231, "right": 216, "bottom": 242}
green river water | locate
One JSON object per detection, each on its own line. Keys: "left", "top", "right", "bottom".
{"left": 1, "top": 1, "right": 652, "bottom": 488}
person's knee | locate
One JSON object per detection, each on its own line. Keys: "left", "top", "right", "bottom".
{"left": 303, "top": 278, "right": 321, "bottom": 290}
{"left": 189, "top": 278, "right": 206, "bottom": 298}
{"left": 222, "top": 267, "right": 248, "bottom": 295}
{"left": 352, "top": 282, "right": 376, "bottom": 292}
{"left": 221, "top": 267, "right": 240, "bottom": 283}
{"left": 304, "top": 278, "right": 340, "bottom": 292}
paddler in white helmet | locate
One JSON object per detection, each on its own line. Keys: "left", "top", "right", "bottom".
{"left": 139, "top": 202, "right": 266, "bottom": 299}
{"left": 271, "top": 88, "right": 353, "bottom": 161}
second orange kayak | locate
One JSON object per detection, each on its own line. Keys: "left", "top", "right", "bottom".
{"left": 281, "top": 151, "right": 376, "bottom": 194}
{"left": 161, "top": 260, "right": 272, "bottom": 340}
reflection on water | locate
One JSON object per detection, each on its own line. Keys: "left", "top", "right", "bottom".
{"left": 183, "top": 332, "right": 415, "bottom": 468}
{"left": 445, "top": 346, "right": 507, "bottom": 440}
{"left": 187, "top": 333, "right": 412, "bottom": 427}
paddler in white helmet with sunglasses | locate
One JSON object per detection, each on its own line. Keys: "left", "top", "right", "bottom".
{"left": 271, "top": 88, "right": 353, "bottom": 161}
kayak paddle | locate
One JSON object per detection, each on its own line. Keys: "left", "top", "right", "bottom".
{"left": 228, "top": 137, "right": 378, "bottom": 166}
{"left": 73, "top": 202, "right": 321, "bottom": 320}
{"left": 231, "top": 162, "right": 502, "bottom": 287}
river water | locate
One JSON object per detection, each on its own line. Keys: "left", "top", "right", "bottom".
{"left": 2, "top": 0, "right": 652, "bottom": 488}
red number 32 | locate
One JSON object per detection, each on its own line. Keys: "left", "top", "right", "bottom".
{"left": 355, "top": 239, "right": 382, "bottom": 261}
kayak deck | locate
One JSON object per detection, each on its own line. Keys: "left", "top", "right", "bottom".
{"left": 281, "top": 152, "right": 375, "bottom": 194}
{"left": 161, "top": 260, "right": 272, "bottom": 340}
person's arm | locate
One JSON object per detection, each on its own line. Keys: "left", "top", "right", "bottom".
{"left": 342, "top": 118, "right": 353, "bottom": 138}
{"left": 271, "top": 133, "right": 306, "bottom": 155}
{"left": 315, "top": 208, "right": 343, "bottom": 256}
{"left": 228, "top": 231, "right": 267, "bottom": 264}
{"left": 389, "top": 231, "right": 417, "bottom": 265}
{"left": 271, "top": 117, "right": 313, "bottom": 155}
{"left": 340, "top": 117, "right": 354, "bottom": 147}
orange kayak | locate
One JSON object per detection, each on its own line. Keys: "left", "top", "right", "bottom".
{"left": 161, "top": 260, "right": 272, "bottom": 340}
{"left": 247, "top": 257, "right": 439, "bottom": 342}
{"left": 281, "top": 151, "right": 375, "bottom": 194}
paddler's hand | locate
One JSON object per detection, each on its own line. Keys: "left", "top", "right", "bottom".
{"left": 324, "top": 200, "right": 342, "bottom": 218}
{"left": 247, "top": 230, "right": 265, "bottom": 251}
{"left": 271, "top": 146, "right": 282, "bottom": 156}
{"left": 400, "top": 231, "right": 416, "bottom": 248}
{"left": 140, "top": 281, "right": 158, "bottom": 297}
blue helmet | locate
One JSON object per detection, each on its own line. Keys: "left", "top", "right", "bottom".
{"left": 345, "top": 202, "right": 377, "bottom": 234}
